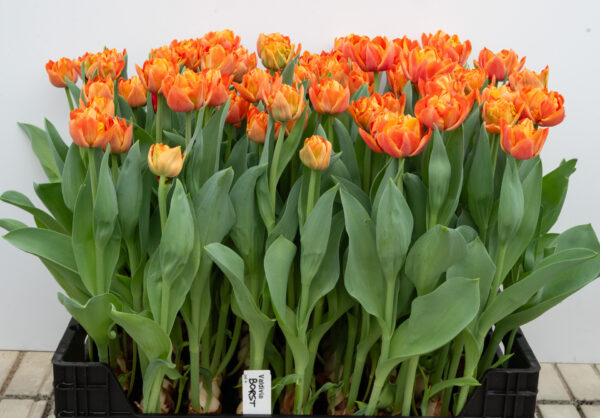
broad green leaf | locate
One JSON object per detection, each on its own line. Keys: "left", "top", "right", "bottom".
{"left": 281, "top": 56, "right": 298, "bottom": 86}
{"left": 34, "top": 182, "right": 72, "bottom": 233}
{"left": 44, "top": 118, "right": 68, "bottom": 162}
{"left": 61, "top": 143, "right": 86, "bottom": 211}
{"left": 58, "top": 293, "right": 121, "bottom": 348}
{"left": 428, "top": 129, "right": 450, "bottom": 226}
{"left": 256, "top": 172, "right": 275, "bottom": 233}
{"left": 93, "top": 149, "right": 119, "bottom": 250}
{"left": 300, "top": 185, "right": 339, "bottom": 285}
{"left": 116, "top": 95, "right": 134, "bottom": 121}
{"left": 18, "top": 123, "right": 61, "bottom": 182}
{"left": 276, "top": 108, "right": 308, "bottom": 181}
{"left": 375, "top": 179, "right": 413, "bottom": 283}
{"left": 72, "top": 180, "right": 98, "bottom": 294}
{"left": 42, "top": 259, "right": 89, "bottom": 304}
{"left": 109, "top": 308, "right": 172, "bottom": 361}
{"left": 142, "top": 358, "right": 180, "bottom": 413}
{"left": 540, "top": 159, "right": 577, "bottom": 234}
{"left": 403, "top": 173, "right": 427, "bottom": 241}
{"left": 477, "top": 248, "right": 597, "bottom": 340}
{"left": 4, "top": 227, "right": 77, "bottom": 273}
{"left": 197, "top": 101, "right": 230, "bottom": 186}
{"left": 116, "top": 142, "right": 144, "bottom": 239}
{"left": 467, "top": 125, "right": 493, "bottom": 234}
{"left": 405, "top": 225, "right": 467, "bottom": 296}
{"left": 497, "top": 157, "right": 524, "bottom": 244}
{"left": 267, "top": 178, "right": 301, "bottom": 248}
{"left": 334, "top": 118, "right": 360, "bottom": 184}
{"left": 332, "top": 175, "right": 371, "bottom": 213}
{"left": 0, "top": 190, "right": 65, "bottom": 233}
{"left": 160, "top": 181, "right": 195, "bottom": 283}
{"left": 264, "top": 235, "right": 297, "bottom": 323}
{"left": 403, "top": 81, "right": 415, "bottom": 115}
{"left": 192, "top": 168, "right": 235, "bottom": 245}
{"left": 438, "top": 127, "right": 465, "bottom": 226}
{"left": 340, "top": 189, "right": 386, "bottom": 322}
{"left": 0, "top": 218, "right": 27, "bottom": 232}
{"left": 65, "top": 78, "right": 82, "bottom": 106}
{"left": 381, "top": 277, "right": 479, "bottom": 375}
{"left": 163, "top": 130, "right": 186, "bottom": 148}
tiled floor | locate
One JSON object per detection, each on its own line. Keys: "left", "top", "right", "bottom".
{"left": 0, "top": 352, "right": 599, "bottom": 417}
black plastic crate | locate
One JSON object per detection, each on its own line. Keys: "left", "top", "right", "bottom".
{"left": 53, "top": 319, "right": 539, "bottom": 418}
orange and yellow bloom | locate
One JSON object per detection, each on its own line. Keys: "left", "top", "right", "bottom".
{"left": 360, "top": 111, "right": 431, "bottom": 157}
{"left": 246, "top": 106, "right": 269, "bottom": 144}
{"left": 299, "top": 135, "right": 332, "bottom": 170}
{"left": 421, "top": 30, "right": 472, "bottom": 65}
{"left": 349, "top": 93, "right": 405, "bottom": 131}
{"left": 83, "top": 77, "right": 114, "bottom": 102}
{"left": 104, "top": 117, "right": 133, "bottom": 154}
{"left": 399, "top": 47, "right": 456, "bottom": 85}
{"left": 336, "top": 35, "right": 395, "bottom": 72}
{"left": 509, "top": 66, "right": 549, "bottom": 91}
{"left": 414, "top": 92, "right": 473, "bottom": 131}
{"left": 136, "top": 58, "right": 177, "bottom": 94}
{"left": 78, "top": 48, "right": 126, "bottom": 80}
{"left": 147, "top": 143, "right": 185, "bottom": 178}
{"left": 257, "top": 33, "right": 300, "bottom": 72}
{"left": 309, "top": 78, "right": 350, "bottom": 115}
{"left": 118, "top": 76, "right": 147, "bottom": 108}
{"left": 69, "top": 107, "right": 109, "bottom": 149}
{"left": 203, "top": 69, "right": 232, "bottom": 107}
{"left": 233, "top": 68, "right": 272, "bottom": 103}
{"left": 225, "top": 91, "right": 250, "bottom": 127}
{"left": 45, "top": 58, "right": 78, "bottom": 88}
{"left": 261, "top": 78, "right": 306, "bottom": 122}
{"left": 160, "top": 70, "right": 205, "bottom": 112}
{"left": 476, "top": 48, "right": 525, "bottom": 81}
{"left": 500, "top": 118, "right": 548, "bottom": 160}
{"left": 518, "top": 87, "right": 565, "bottom": 127}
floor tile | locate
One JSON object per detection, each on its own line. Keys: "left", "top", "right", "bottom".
{"left": 5, "top": 352, "right": 52, "bottom": 397}
{"left": 558, "top": 363, "right": 600, "bottom": 401}
{"left": 0, "top": 351, "right": 18, "bottom": 391}
{"left": 539, "top": 363, "right": 571, "bottom": 401}
{"left": 582, "top": 405, "right": 600, "bottom": 418}
{"left": 0, "top": 399, "right": 34, "bottom": 417}
{"left": 539, "top": 404, "right": 581, "bottom": 418}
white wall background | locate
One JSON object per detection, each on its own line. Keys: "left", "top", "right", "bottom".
{"left": 0, "top": 0, "right": 599, "bottom": 362}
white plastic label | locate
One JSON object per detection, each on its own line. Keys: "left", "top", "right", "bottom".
{"left": 242, "top": 369, "right": 271, "bottom": 415}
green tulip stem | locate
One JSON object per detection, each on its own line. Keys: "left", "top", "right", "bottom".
{"left": 441, "top": 335, "right": 464, "bottom": 416}
{"left": 374, "top": 71, "right": 381, "bottom": 95}
{"left": 127, "top": 341, "right": 138, "bottom": 398}
{"left": 341, "top": 313, "right": 358, "bottom": 396}
{"left": 269, "top": 125, "right": 286, "bottom": 211}
{"left": 249, "top": 331, "right": 266, "bottom": 370}
{"left": 111, "top": 154, "right": 119, "bottom": 183}
{"left": 189, "top": 340, "right": 201, "bottom": 411}
{"left": 158, "top": 176, "right": 168, "bottom": 232}
{"left": 402, "top": 356, "right": 420, "bottom": 416}
{"left": 488, "top": 244, "right": 508, "bottom": 307}
{"left": 156, "top": 95, "right": 163, "bottom": 143}
{"left": 211, "top": 280, "right": 231, "bottom": 374}
{"left": 185, "top": 111, "right": 192, "bottom": 146}
{"left": 145, "top": 372, "right": 164, "bottom": 413}
{"left": 214, "top": 317, "right": 242, "bottom": 378}
{"left": 395, "top": 158, "right": 405, "bottom": 192}
{"left": 363, "top": 147, "right": 372, "bottom": 194}
{"left": 87, "top": 148, "right": 98, "bottom": 201}
{"left": 490, "top": 133, "right": 500, "bottom": 176}
{"left": 96, "top": 342, "right": 109, "bottom": 364}
{"left": 306, "top": 169, "right": 320, "bottom": 218}
{"left": 225, "top": 124, "right": 234, "bottom": 162}
{"left": 325, "top": 114, "right": 336, "bottom": 150}
{"left": 504, "top": 328, "right": 518, "bottom": 366}
{"left": 65, "top": 87, "right": 74, "bottom": 111}
{"left": 365, "top": 370, "right": 386, "bottom": 415}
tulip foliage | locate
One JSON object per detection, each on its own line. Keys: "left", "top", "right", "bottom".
{"left": 2, "top": 30, "right": 598, "bottom": 416}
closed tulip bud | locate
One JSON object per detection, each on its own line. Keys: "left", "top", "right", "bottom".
{"left": 69, "top": 107, "right": 109, "bottom": 148}
{"left": 118, "top": 76, "right": 147, "bottom": 107}
{"left": 309, "top": 78, "right": 350, "bottom": 115}
{"left": 226, "top": 91, "right": 250, "bottom": 127}
{"left": 335, "top": 35, "right": 395, "bottom": 72}
{"left": 136, "top": 58, "right": 177, "bottom": 94}
{"left": 299, "top": 135, "right": 332, "bottom": 170}
{"left": 233, "top": 68, "right": 272, "bottom": 103}
{"left": 476, "top": 48, "right": 526, "bottom": 81}
{"left": 160, "top": 69, "right": 205, "bottom": 112}
{"left": 83, "top": 77, "right": 114, "bottom": 102}
{"left": 147, "top": 143, "right": 184, "bottom": 178}
{"left": 508, "top": 66, "right": 549, "bottom": 91}
{"left": 421, "top": 30, "right": 472, "bottom": 65}
{"left": 45, "top": 58, "right": 78, "bottom": 88}
{"left": 246, "top": 106, "right": 269, "bottom": 144}
{"left": 200, "top": 69, "right": 230, "bottom": 107}
{"left": 257, "top": 33, "right": 301, "bottom": 71}
{"left": 103, "top": 117, "right": 133, "bottom": 154}
{"left": 262, "top": 77, "right": 306, "bottom": 122}
{"left": 518, "top": 87, "right": 565, "bottom": 127}
{"left": 414, "top": 92, "right": 473, "bottom": 131}
{"left": 500, "top": 118, "right": 548, "bottom": 160}
{"left": 359, "top": 111, "right": 431, "bottom": 157}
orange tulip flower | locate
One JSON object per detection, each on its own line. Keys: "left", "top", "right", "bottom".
{"left": 225, "top": 91, "right": 250, "bottom": 127}
{"left": 118, "top": 76, "right": 147, "bottom": 108}
{"left": 83, "top": 77, "right": 114, "bottom": 102}
{"left": 518, "top": 87, "right": 565, "bottom": 127}
{"left": 349, "top": 93, "right": 405, "bottom": 131}
{"left": 400, "top": 47, "right": 456, "bottom": 85}
{"left": 78, "top": 48, "right": 126, "bottom": 80}
{"left": 359, "top": 111, "right": 431, "bottom": 157}
{"left": 169, "top": 38, "right": 202, "bottom": 70}
{"left": 45, "top": 58, "right": 78, "bottom": 88}
{"left": 199, "top": 29, "right": 241, "bottom": 51}
{"left": 147, "top": 143, "right": 184, "bottom": 178}
{"left": 246, "top": 106, "right": 269, "bottom": 144}
{"left": 508, "top": 66, "right": 549, "bottom": 91}
{"left": 392, "top": 36, "right": 420, "bottom": 64}
{"left": 476, "top": 48, "right": 525, "bottom": 81}
{"left": 201, "top": 44, "right": 236, "bottom": 75}
{"left": 309, "top": 78, "right": 350, "bottom": 115}
{"left": 136, "top": 58, "right": 177, "bottom": 94}
{"left": 84, "top": 97, "right": 115, "bottom": 117}
{"left": 299, "top": 135, "right": 332, "bottom": 170}
{"left": 347, "top": 69, "right": 374, "bottom": 95}
{"left": 482, "top": 98, "right": 520, "bottom": 134}
{"left": 69, "top": 107, "right": 109, "bottom": 149}
{"left": 231, "top": 47, "right": 257, "bottom": 83}
{"left": 500, "top": 118, "right": 548, "bottom": 160}
{"left": 233, "top": 68, "right": 272, "bottom": 103}
{"left": 257, "top": 33, "right": 301, "bottom": 72}
{"left": 421, "top": 30, "right": 472, "bottom": 65}
{"left": 414, "top": 92, "right": 473, "bottom": 131}
{"left": 203, "top": 69, "right": 232, "bottom": 107}
{"left": 103, "top": 117, "right": 133, "bottom": 154}
{"left": 335, "top": 35, "right": 395, "bottom": 72}
{"left": 386, "top": 63, "right": 409, "bottom": 97}
{"left": 160, "top": 69, "right": 205, "bottom": 112}
{"left": 261, "top": 77, "right": 306, "bottom": 122}
{"left": 150, "top": 45, "right": 180, "bottom": 65}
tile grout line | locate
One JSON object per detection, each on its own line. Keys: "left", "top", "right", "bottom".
{"left": 43, "top": 396, "right": 54, "bottom": 418}
{"left": 553, "top": 363, "right": 585, "bottom": 418}
{"left": 0, "top": 351, "right": 24, "bottom": 396}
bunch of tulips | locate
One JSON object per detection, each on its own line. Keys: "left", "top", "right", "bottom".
{"left": 3, "top": 29, "right": 599, "bottom": 416}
